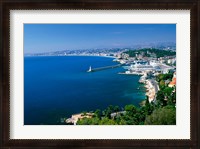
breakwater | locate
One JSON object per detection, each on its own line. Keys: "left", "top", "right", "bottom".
{"left": 88, "top": 64, "right": 123, "bottom": 72}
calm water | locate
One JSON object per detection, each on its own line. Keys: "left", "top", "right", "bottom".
{"left": 24, "top": 56, "right": 146, "bottom": 125}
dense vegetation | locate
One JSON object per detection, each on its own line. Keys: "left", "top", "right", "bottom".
{"left": 124, "top": 48, "right": 176, "bottom": 58}
{"left": 77, "top": 73, "right": 176, "bottom": 125}
{"left": 156, "top": 73, "right": 176, "bottom": 106}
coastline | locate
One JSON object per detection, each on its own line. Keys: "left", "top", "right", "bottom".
{"left": 119, "top": 71, "right": 158, "bottom": 103}
{"left": 144, "top": 80, "right": 157, "bottom": 102}
{"left": 24, "top": 55, "right": 116, "bottom": 59}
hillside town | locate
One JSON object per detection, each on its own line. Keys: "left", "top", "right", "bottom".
{"left": 115, "top": 48, "right": 176, "bottom": 103}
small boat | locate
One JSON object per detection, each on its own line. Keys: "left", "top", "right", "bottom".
{"left": 87, "top": 66, "right": 92, "bottom": 72}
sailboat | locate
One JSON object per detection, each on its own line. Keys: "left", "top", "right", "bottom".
{"left": 87, "top": 66, "right": 92, "bottom": 72}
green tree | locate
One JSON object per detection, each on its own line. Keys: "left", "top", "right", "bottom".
{"left": 163, "top": 87, "right": 173, "bottom": 97}
{"left": 94, "top": 109, "right": 101, "bottom": 119}
{"left": 102, "top": 105, "right": 114, "bottom": 118}
{"left": 114, "top": 106, "right": 120, "bottom": 112}
{"left": 144, "top": 105, "right": 176, "bottom": 125}
{"left": 159, "top": 80, "right": 165, "bottom": 88}
{"left": 167, "top": 87, "right": 176, "bottom": 105}
{"left": 125, "top": 104, "right": 136, "bottom": 112}
{"left": 144, "top": 97, "right": 154, "bottom": 115}
{"left": 156, "top": 90, "right": 167, "bottom": 107}
{"left": 91, "top": 117, "right": 100, "bottom": 125}
{"left": 77, "top": 117, "right": 92, "bottom": 125}
{"left": 118, "top": 119, "right": 127, "bottom": 125}
{"left": 125, "top": 104, "right": 137, "bottom": 116}
{"left": 99, "top": 117, "right": 117, "bottom": 125}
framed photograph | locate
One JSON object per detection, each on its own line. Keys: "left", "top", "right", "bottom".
{"left": 1, "top": 0, "right": 199, "bottom": 148}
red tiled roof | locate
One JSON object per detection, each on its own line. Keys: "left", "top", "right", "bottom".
{"left": 169, "top": 78, "right": 176, "bottom": 86}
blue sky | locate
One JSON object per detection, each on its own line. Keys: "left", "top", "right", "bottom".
{"left": 24, "top": 24, "right": 176, "bottom": 53}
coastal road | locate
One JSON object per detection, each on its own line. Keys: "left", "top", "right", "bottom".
{"left": 149, "top": 79, "right": 159, "bottom": 93}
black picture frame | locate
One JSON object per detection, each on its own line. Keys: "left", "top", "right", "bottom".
{"left": 0, "top": 0, "right": 199, "bottom": 148}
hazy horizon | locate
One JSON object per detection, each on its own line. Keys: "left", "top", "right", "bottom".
{"left": 24, "top": 24, "right": 176, "bottom": 54}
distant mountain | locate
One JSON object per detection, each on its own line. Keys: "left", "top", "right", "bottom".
{"left": 128, "top": 42, "right": 176, "bottom": 50}
{"left": 25, "top": 42, "right": 176, "bottom": 56}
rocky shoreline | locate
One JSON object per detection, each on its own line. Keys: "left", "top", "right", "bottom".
{"left": 139, "top": 74, "right": 159, "bottom": 103}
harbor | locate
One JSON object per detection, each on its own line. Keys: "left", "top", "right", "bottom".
{"left": 86, "top": 58, "right": 175, "bottom": 103}
{"left": 116, "top": 59, "right": 175, "bottom": 102}
{"left": 61, "top": 49, "right": 176, "bottom": 125}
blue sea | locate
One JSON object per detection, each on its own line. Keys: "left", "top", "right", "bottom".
{"left": 24, "top": 56, "right": 146, "bottom": 125}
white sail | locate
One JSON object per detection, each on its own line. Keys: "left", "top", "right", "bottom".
{"left": 87, "top": 66, "right": 92, "bottom": 72}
